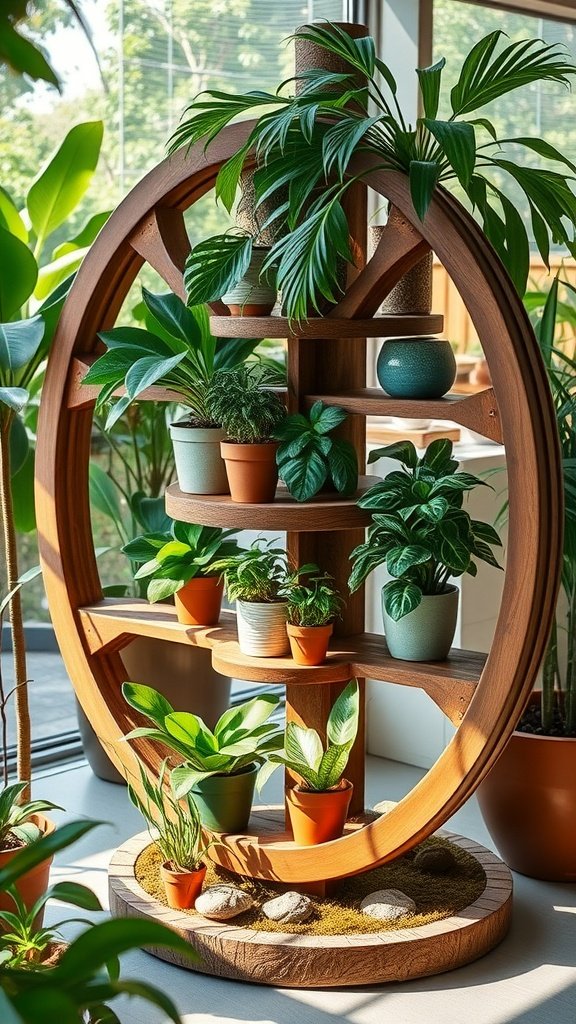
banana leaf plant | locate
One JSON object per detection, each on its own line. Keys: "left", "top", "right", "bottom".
{"left": 0, "top": 121, "right": 107, "bottom": 790}
{"left": 170, "top": 23, "right": 576, "bottom": 319}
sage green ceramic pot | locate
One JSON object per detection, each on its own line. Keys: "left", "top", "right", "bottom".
{"left": 377, "top": 336, "right": 456, "bottom": 399}
{"left": 382, "top": 585, "right": 459, "bottom": 662}
{"left": 190, "top": 763, "right": 258, "bottom": 833}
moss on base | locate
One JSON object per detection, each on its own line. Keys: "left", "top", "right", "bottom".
{"left": 135, "top": 837, "right": 485, "bottom": 936}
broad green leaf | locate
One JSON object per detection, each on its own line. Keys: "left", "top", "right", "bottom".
{"left": 279, "top": 444, "right": 328, "bottom": 502}
{"left": 164, "top": 711, "right": 217, "bottom": 753}
{"left": 46, "top": 880, "right": 103, "bottom": 912}
{"left": 215, "top": 693, "right": 280, "bottom": 743}
{"left": 285, "top": 722, "right": 323, "bottom": 772}
{"left": 367, "top": 440, "right": 418, "bottom": 469}
{"left": 317, "top": 743, "right": 351, "bottom": 791}
{"left": 121, "top": 682, "right": 174, "bottom": 728}
{"left": 124, "top": 351, "right": 185, "bottom": 399}
{"left": 424, "top": 119, "right": 476, "bottom": 188}
{"left": 471, "top": 519, "right": 502, "bottom": 547}
{"left": 409, "top": 160, "right": 441, "bottom": 221}
{"left": 51, "top": 210, "right": 111, "bottom": 259}
{"left": 27, "top": 121, "right": 104, "bottom": 249}
{"left": 89, "top": 461, "right": 122, "bottom": 524}
{"left": 122, "top": 534, "right": 170, "bottom": 562}
{"left": 56, "top": 918, "right": 196, "bottom": 981}
{"left": 472, "top": 539, "right": 503, "bottom": 569}
{"left": 328, "top": 439, "right": 358, "bottom": 495}
{"left": 0, "top": 20, "right": 60, "bottom": 89}
{"left": 419, "top": 497, "right": 449, "bottom": 522}
{"left": 0, "top": 228, "right": 38, "bottom": 320}
{"left": 387, "top": 544, "right": 432, "bottom": 577}
{"left": 34, "top": 246, "right": 87, "bottom": 300}
{"left": 0, "top": 186, "right": 27, "bottom": 242}
{"left": 0, "top": 315, "right": 44, "bottom": 372}
{"left": 327, "top": 679, "right": 359, "bottom": 747}
{"left": 416, "top": 58, "right": 445, "bottom": 119}
{"left": 11, "top": 447, "right": 36, "bottom": 533}
{"left": 439, "top": 531, "right": 472, "bottom": 573}
{"left": 383, "top": 579, "right": 422, "bottom": 622}
{"left": 313, "top": 403, "right": 347, "bottom": 434}
{"left": 184, "top": 233, "right": 253, "bottom": 306}
{"left": 9, "top": 415, "right": 29, "bottom": 475}
{"left": 421, "top": 438, "right": 455, "bottom": 473}
{"left": 0, "top": 387, "right": 28, "bottom": 413}
{"left": 0, "top": 821, "right": 100, "bottom": 892}
{"left": 142, "top": 288, "right": 205, "bottom": 350}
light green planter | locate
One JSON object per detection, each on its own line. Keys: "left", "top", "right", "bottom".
{"left": 170, "top": 422, "right": 229, "bottom": 494}
{"left": 382, "top": 585, "right": 459, "bottom": 662}
{"left": 190, "top": 763, "right": 258, "bottom": 833}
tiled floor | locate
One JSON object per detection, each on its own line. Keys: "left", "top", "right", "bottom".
{"left": 36, "top": 756, "right": 576, "bottom": 1024}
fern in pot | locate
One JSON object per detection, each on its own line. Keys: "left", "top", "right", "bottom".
{"left": 348, "top": 439, "right": 502, "bottom": 661}
{"left": 211, "top": 541, "right": 294, "bottom": 657}
{"left": 207, "top": 364, "right": 286, "bottom": 503}
{"left": 285, "top": 567, "right": 344, "bottom": 666}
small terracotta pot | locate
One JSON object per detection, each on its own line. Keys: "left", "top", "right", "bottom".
{"left": 287, "top": 623, "right": 333, "bottom": 666}
{"left": 220, "top": 441, "right": 279, "bottom": 503}
{"left": 0, "top": 815, "right": 55, "bottom": 921}
{"left": 286, "top": 780, "right": 353, "bottom": 845}
{"left": 174, "top": 576, "right": 223, "bottom": 626}
{"left": 160, "top": 861, "right": 207, "bottom": 909}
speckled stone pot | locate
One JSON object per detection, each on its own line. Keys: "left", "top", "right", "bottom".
{"left": 376, "top": 336, "right": 456, "bottom": 400}
{"left": 382, "top": 586, "right": 459, "bottom": 662}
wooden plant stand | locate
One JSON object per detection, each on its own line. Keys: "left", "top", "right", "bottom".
{"left": 36, "top": 22, "right": 561, "bottom": 986}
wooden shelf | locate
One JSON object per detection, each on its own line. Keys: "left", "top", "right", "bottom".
{"left": 210, "top": 314, "right": 444, "bottom": 339}
{"left": 164, "top": 477, "right": 379, "bottom": 531}
{"left": 78, "top": 599, "right": 237, "bottom": 655}
{"left": 306, "top": 387, "right": 502, "bottom": 443}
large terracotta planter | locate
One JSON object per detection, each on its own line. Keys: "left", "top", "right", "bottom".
{"left": 287, "top": 623, "right": 333, "bottom": 666}
{"left": 220, "top": 440, "right": 279, "bottom": 503}
{"left": 0, "top": 814, "right": 55, "bottom": 918}
{"left": 174, "top": 576, "right": 223, "bottom": 626}
{"left": 286, "top": 780, "right": 353, "bottom": 845}
{"left": 170, "top": 422, "right": 229, "bottom": 494}
{"left": 160, "top": 861, "right": 206, "bottom": 909}
{"left": 477, "top": 699, "right": 576, "bottom": 881}
{"left": 236, "top": 600, "right": 289, "bottom": 657}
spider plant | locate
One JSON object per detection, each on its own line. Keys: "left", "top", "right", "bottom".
{"left": 210, "top": 541, "right": 291, "bottom": 604}
{"left": 170, "top": 23, "right": 576, "bottom": 319}
{"left": 128, "top": 760, "right": 214, "bottom": 872}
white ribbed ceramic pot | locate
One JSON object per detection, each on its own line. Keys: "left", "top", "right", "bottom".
{"left": 169, "top": 422, "right": 229, "bottom": 494}
{"left": 236, "top": 600, "right": 289, "bottom": 657}
{"left": 221, "top": 247, "right": 276, "bottom": 316}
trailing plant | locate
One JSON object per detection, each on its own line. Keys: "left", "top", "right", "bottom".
{"left": 0, "top": 782, "right": 60, "bottom": 850}
{"left": 122, "top": 522, "right": 243, "bottom": 603}
{"left": 286, "top": 568, "right": 344, "bottom": 627}
{"left": 128, "top": 759, "right": 214, "bottom": 872}
{"left": 348, "top": 438, "right": 502, "bottom": 621}
{"left": 259, "top": 679, "right": 359, "bottom": 791}
{"left": 0, "top": 819, "right": 192, "bottom": 1021}
{"left": 274, "top": 400, "right": 357, "bottom": 501}
{"left": 122, "top": 684, "right": 283, "bottom": 796}
{"left": 83, "top": 287, "right": 262, "bottom": 430}
{"left": 206, "top": 363, "right": 286, "bottom": 443}
{"left": 210, "top": 540, "right": 291, "bottom": 603}
{"left": 170, "top": 22, "right": 576, "bottom": 318}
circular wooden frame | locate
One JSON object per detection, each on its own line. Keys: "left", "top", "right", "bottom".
{"left": 108, "top": 829, "right": 513, "bottom": 987}
{"left": 36, "top": 121, "right": 562, "bottom": 883}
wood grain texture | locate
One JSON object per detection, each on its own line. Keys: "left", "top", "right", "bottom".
{"left": 108, "top": 829, "right": 513, "bottom": 987}
{"left": 79, "top": 601, "right": 237, "bottom": 654}
{"left": 209, "top": 314, "right": 444, "bottom": 338}
{"left": 164, "top": 478, "right": 378, "bottom": 531}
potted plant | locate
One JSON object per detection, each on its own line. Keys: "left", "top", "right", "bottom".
{"left": 478, "top": 277, "right": 576, "bottom": 881}
{"left": 0, "top": 819, "right": 192, "bottom": 1021}
{"left": 122, "top": 521, "right": 243, "bottom": 626}
{"left": 0, "top": 783, "right": 60, "bottom": 918}
{"left": 206, "top": 364, "right": 287, "bottom": 503}
{"left": 274, "top": 401, "right": 358, "bottom": 502}
{"left": 83, "top": 287, "right": 261, "bottom": 494}
{"left": 122, "top": 683, "right": 283, "bottom": 833}
{"left": 211, "top": 541, "right": 292, "bottom": 656}
{"left": 185, "top": 231, "right": 277, "bottom": 316}
{"left": 127, "top": 759, "right": 214, "bottom": 909}
{"left": 348, "top": 439, "right": 502, "bottom": 661}
{"left": 169, "top": 22, "right": 576, "bottom": 321}
{"left": 285, "top": 568, "right": 344, "bottom": 666}
{"left": 259, "top": 679, "right": 359, "bottom": 845}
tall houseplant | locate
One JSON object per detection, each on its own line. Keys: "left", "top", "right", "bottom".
{"left": 170, "top": 23, "right": 576, "bottom": 320}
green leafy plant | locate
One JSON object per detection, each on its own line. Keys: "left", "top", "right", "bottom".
{"left": 348, "top": 438, "right": 502, "bottom": 621}
{"left": 0, "top": 783, "right": 60, "bottom": 850}
{"left": 0, "top": 1, "right": 98, "bottom": 91}
{"left": 169, "top": 22, "right": 576, "bottom": 317}
{"left": 122, "top": 684, "right": 283, "bottom": 796}
{"left": 0, "top": 876, "right": 101, "bottom": 970}
{"left": 210, "top": 540, "right": 290, "bottom": 603}
{"left": 206, "top": 363, "right": 286, "bottom": 444}
{"left": 260, "top": 679, "right": 359, "bottom": 791}
{"left": 83, "top": 288, "right": 261, "bottom": 430}
{"left": 275, "top": 400, "right": 357, "bottom": 501}
{"left": 122, "top": 522, "right": 243, "bottom": 603}
{"left": 286, "top": 568, "right": 344, "bottom": 627}
{"left": 128, "top": 759, "right": 214, "bottom": 872}
{"left": 0, "top": 819, "right": 192, "bottom": 1021}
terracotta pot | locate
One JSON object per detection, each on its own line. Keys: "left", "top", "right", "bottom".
{"left": 477, "top": 695, "right": 576, "bottom": 881}
{"left": 0, "top": 815, "right": 55, "bottom": 920}
{"left": 160, "top": 861, "right": 206, "bottom": 909}
{"left": 287, "top": 623, "right": 333, "bottom": 666}
{"left": 220, "top": 441, "right": 279, "bottom": 503}
{"left": 236, "top": 600, "right": 289, "bottom": 657}
{"left": 286, "top": 780, "right": 353, "bottom": 845}
{"left": 174, "top": 576, "right": 223, "bottom": 626}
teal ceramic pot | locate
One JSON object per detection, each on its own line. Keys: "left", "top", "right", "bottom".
{"left": 376, "top": 336, "right": 456, "bottom": 399}
{"left": 190, "top": 763, "right": 258, "bottom": 833}
{"left": 382, "top": 585, "right": 459, "bottom": 662}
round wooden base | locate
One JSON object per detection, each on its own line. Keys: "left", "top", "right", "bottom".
{"left": 109, "top": 830, "right": 512, "bottom": 988}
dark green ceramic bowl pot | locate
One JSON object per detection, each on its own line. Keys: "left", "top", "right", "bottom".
{"left": 190, "top": 763, "right": 258, "bottom": 832}
{"left": 377, "top": 336, "right": 456, "bottom": 399}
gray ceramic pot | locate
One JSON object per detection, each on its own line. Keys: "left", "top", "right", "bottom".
{"left": 382, "top": 585, "right": 459, "bottom": 662}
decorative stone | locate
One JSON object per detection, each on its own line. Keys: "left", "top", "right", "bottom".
{"left": 194, "top": 884, "right": 253, "bottom": 920}
{"left": 372, "top": 799, "right": 398, "bottom": 815}
{"left": 414, "top": 846, "right": 457, "bottom": 874}
{"left": 360, "top": 889, "right": 416, "bottom": 922}
{"left": 262, "top": 892, "right": 313, "bottom": 924}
